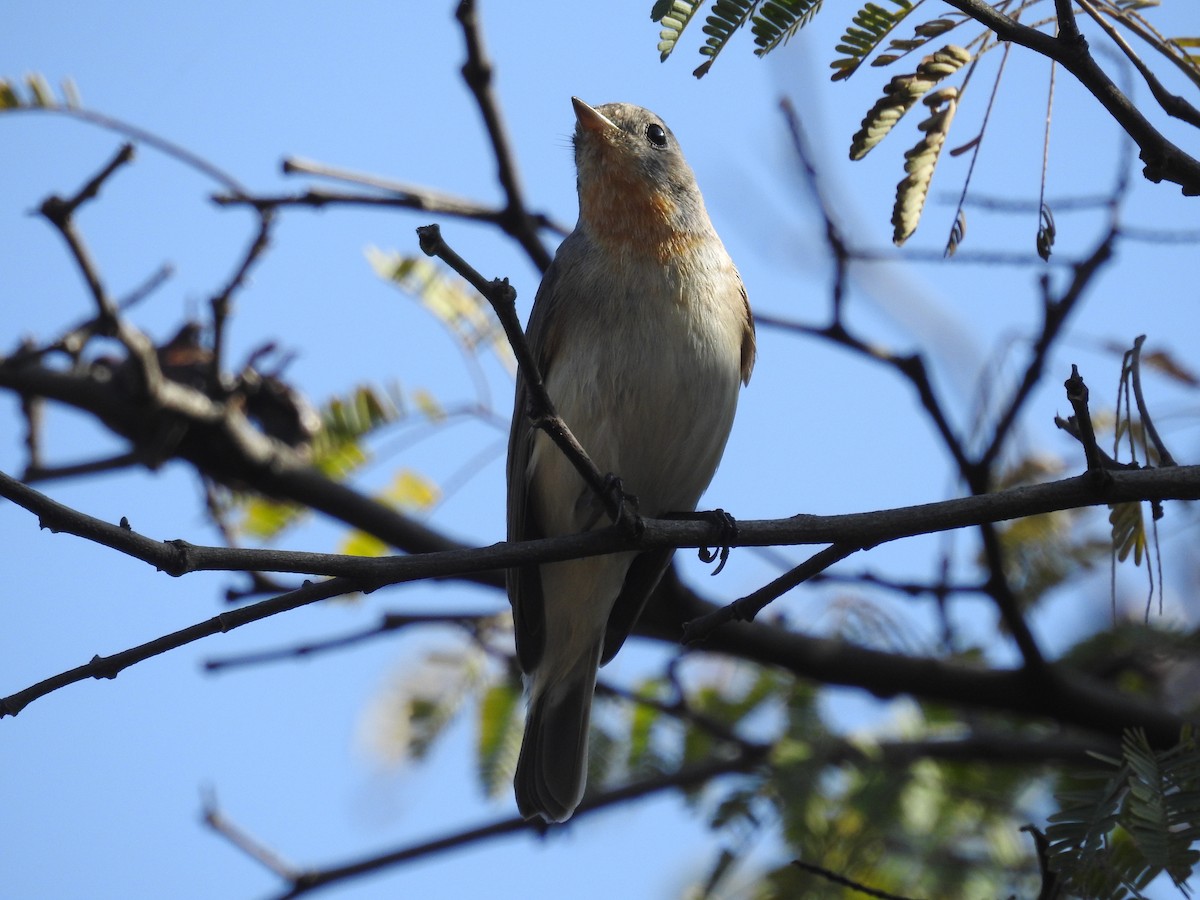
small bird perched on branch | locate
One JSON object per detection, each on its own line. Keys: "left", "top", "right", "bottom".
{"left": 507, "top": 97, "right": 755, "bottom": 823}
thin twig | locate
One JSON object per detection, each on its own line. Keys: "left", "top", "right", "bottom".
{"left": 117, "top": 262, "right": 175, "bottom": 309}
{"left": 36, "top": 152, "right": 177, "bottom": 406}
{"left": 792, "top": 859, "right": 926, "bottom": 900}
{"left": 202, "top": 791, "right": 300, "bottom": 881}
{"left": 978, "top": 226, "right": 1117, "bottom": 475}
{"left": 269, "top": 749, "right": 766, "bottom": 898}
{"left": 23, "top": 451, "right": 142, "bottom": 484}
{"left": 682, "top": 542, "right": 861, "bottom": 644}
{"left": 37, "top": 145, "right": 137, "bottom": 321}
{"left": 13, "top": 105, "right": 246, "bottom": 195}
{"left": 216, "top": 181, "right": 570, "bottom": 238}
{"left": 1128, "top": 335, "right": 1177, "bottom": 467}
{"left": 947, "top": 38, "right": 1014, "bottom": 256}
{"left": 1098, "top": 6, "right": 1200, "bottom": 93}
{"left": 203, "top": 612, "right": 494, "bottom": 672}
{"left": 415, "top": 223, "right": 640, "bottom": 533}
{"left": 751, "top": 312, "right": 976, "bottom": 479}
{"left": 210, "top": 209, "right": 275, "bottom": 383}
{"left": 939, "top": 0, "right": 1200, "bottom": 194}
{"left": 1037, "top": 24, "right": 1057, "bottom": 260}
{"left": 454, "top": 0, "right": 553, "bottom": 271}
{"left": 41, "top": 142, "right": 136, "bottom": 220}
{"left": 779, "top": 97, "right": 849, "bottom": 318}
{"left": 1076, "top": 0, "right": 1200, "bottom": 128}
{"left": 1063, "top": 364, "right": 1105, "bottom": 474}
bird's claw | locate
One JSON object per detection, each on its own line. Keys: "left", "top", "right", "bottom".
{"left": 664, "top": 508, "right": 738, "bottom": 574}
{"left": 697, "top": 508, "right": 738, "bottom": 575}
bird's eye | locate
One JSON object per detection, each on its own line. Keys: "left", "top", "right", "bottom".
{"left": 646, "top": 123, "right": 668, "bottom": 148}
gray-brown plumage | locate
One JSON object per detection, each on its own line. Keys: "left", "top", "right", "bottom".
{"left": 507, "top": 98, "right": 755, "bottom": 823}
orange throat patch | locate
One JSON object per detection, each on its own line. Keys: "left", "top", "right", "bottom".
{"left": 579, "top": 164, "right": 702, "bottom": 265}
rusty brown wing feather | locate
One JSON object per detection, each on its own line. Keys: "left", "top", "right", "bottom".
{"left": 739, "top": 281, "right": 756, "bottom": 385}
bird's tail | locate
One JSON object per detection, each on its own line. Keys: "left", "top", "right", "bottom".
{"left": 514, "top": 640, "right": 602, "bottom": 823}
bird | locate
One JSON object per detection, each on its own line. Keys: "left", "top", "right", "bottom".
{"left": 506, "top": 97, "right": 755, "bottom": 823}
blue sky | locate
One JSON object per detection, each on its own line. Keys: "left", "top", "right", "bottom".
{"left": 3, "top": 2, "right": 1198, "bottom": 898}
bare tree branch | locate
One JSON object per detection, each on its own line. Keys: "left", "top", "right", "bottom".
{"left": 267, "top": 748, "right": 766, "bottom": 898}
{"left": 940, "top": 0, "right": 1200, "bottom": 194}
{"left": 454, "top": 0, "right": 553, "bottom": 272}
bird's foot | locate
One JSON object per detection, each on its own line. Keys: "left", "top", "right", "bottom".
{"left": 665, "top": 508, "right": 738, "bottom": 575}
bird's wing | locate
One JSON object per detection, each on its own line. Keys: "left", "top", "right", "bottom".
{"left": 738, "top": 278, "right": 756, "bottom": 385}
{"left": 506, "top": 254, "right": 570, "bottom": 675}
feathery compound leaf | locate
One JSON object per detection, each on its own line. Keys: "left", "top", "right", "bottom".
{"left": 1171, "top": 36, "right": 1200, "bottom": 74}
{"left": 25, "top": 72, "right": 55, "bottom": 107}
{"left": 693, "top": 0, "right": 759, "bottom": 77}
{"left": 0, "top": 79, "right": 20, "bottom": 110}
{"left": 1048, "top": 768, "right": 1130, "bottom": 895}
{"left": 477, "top": 681, "right": 522, "bottom": 798}
{"left": 849, "top": 44, "right": 970, "bottom": 160}
{"left": 627, "top": 678, "right": 669, "bottom": 774}
{"left": 0, "top": 72, "right": 82, "bottom": 112}
{"left": 830, "top": 0, "right": 916, "bottom": 82}
{"left": 238, "top": 383, "right": 405, "bottom": 539}
{"left": 892, "top": 86, "right": 958, "bottom": 245}
{"left": 750, "top": 0, "right": 825, "bottom": 57}
{"left": 654, "top": 0, "right": 705, "bottom": 61}
{"left": 367, "top": 247, "right": 514, "bottom": 374}
{"left": 873, "top": 13, "right": 969, "bottom": 67}
{"left": 1121, "top": 729, "right": 1200, "bottom": 890}
{"left": 60, "top": 76, "right": 82, "bottom": 109}
{"left": 1049, "top": 729, "right": 1200, "bottom": 897}
{"left": 1108, "top": 501, "right": 1146, "bottom": 565}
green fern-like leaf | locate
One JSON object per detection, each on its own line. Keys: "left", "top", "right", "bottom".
{"left": 238, "top": 383, "right": 404, "bottom": 539}
{"left": 477, "top": 680, "right": 522, "bottom": 798}
{"left": 831, "top": 0, "right": 918, "bottom": 82}
{"left": 367, "top": 248, "right": 515, "bottom": 373}
{"left": 1048, "top": 766, "right": 1130, "bottom": 895}
{"left": 892, "top": 86, "right": 959, "bottom": 245}
{"left": 654, "top": 0, "right": 705, "bottom": 61}
{"left": 849, "top": 44, "right": 971, "bottom": 160}
{"left": 1108, "top": 501, "right": 1146, "bottom": 565}
{"left": 693, "top": 0, "right": 760, "bottom": 77}
{"left": 750, "top": 0, "right": 825, "bottom": 57}
{"left": 626, "top": 678, "right": 670, "bottom": 775}
{"left": 1121, "top": 729, "right": 1200, "bottom": 889}
{"left": 1048, "top": 729, "right": 1200, "bottom": 898}
{"left": 0, "top": 73, "right": 82, "bottom": 112}
{"left": 1171, "top": 36, "right": 1200, "bottom": 74}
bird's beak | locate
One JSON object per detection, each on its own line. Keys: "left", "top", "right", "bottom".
{"left": 571, "top": 97, "right": 616, "bottom": 134}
